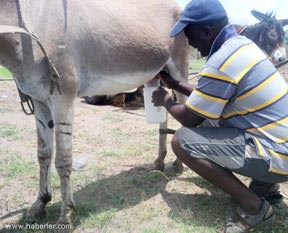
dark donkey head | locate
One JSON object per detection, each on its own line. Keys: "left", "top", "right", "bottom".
{"left": 239, "top": 10, "right": 288, "bottom": 56}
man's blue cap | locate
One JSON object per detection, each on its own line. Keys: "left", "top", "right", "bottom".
{"left": 170, "top": 0, "right": 227, "bottom": 37}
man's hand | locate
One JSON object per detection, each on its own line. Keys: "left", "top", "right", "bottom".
{"left": 152, "top": 87, "right": 171, "bottom": 107}
{"left": 157, "top": 70, "right": 179, "bottom": 90}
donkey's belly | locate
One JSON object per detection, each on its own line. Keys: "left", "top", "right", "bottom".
{"left": 77, "top": 68, "right": 161, "bottom": 97}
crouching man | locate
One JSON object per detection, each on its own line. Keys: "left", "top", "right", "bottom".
{"left": 152, "top": 0, "right": 288, "bottom": 232}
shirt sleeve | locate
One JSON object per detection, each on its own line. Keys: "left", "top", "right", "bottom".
{"left": 185, "top": 66, "right": 237, "bottom": 119}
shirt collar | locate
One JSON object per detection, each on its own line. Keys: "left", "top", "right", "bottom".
{"left": 207, "top": 24, "right": 238, "bottom": 59}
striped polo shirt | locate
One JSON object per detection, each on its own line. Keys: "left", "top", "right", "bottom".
{"left": 186, "top": 24, "right": 288, "bottom": 175}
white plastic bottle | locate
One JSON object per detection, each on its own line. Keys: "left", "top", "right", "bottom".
{"left": 143, "top": 79, "right": 167, "bottom": 123}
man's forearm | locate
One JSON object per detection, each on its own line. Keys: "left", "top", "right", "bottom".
{"left": 163, "top": 96, "right": 202, "bottom": 127}
{"left": 173, "top": 81, "right": 195, "bottom": 96}
{"left": 158, "top": 71, "right": 195, "bottom": 96}
{"left": 164, "top": 98, "right": 187, "bottom": 125}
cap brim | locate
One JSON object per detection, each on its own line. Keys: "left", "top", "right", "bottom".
{"left": 170, "top": 21, "right": 188, "bottom": 37}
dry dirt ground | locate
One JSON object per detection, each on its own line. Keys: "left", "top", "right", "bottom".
{"left": 1, "top": 67, "right": 288, "bottom": 233}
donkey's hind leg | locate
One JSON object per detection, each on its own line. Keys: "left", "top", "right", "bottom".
{"left": 153, "top": 92, "right": 184, "bottom": 173}
{"left": 154, "top": 121, "right": 168, "bottom": 171}
{"left": 154, "top": 34, "right": 190, "bottom": 173}
{"left": 27, "top": 100, "right": 54, "bottom": 221}
{"left": 171, "top": 92, "right": 186, "bottom": 173}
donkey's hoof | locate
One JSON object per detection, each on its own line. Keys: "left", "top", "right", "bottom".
{"left": 172, "top": 160, "right": 184, "bottom": 174}
{"left": 153, "top": 159, "right": 165, "bottom": 171}
{"left": 26, "top": 200, "right": 47, "bottom": 222}
{"left": 26, "top": 209, "right": 46, "bottom": 223}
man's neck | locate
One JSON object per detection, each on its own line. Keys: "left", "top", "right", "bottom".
{"left": 207, "top": 24, "right": 238, "bottom": 58}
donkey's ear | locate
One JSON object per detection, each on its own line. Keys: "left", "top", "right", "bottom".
{"left": 251, "top": 10, "right": 270, "bottom": 21}
{"left": 278, "top": 19, "right": 288, "bottom": 27}
{"left": 266, "top": 11, "right": 276, "bottom": 19}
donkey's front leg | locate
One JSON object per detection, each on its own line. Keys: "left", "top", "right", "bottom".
{"left": 53, "top": 98, "right": 75, "bottom": 226}
{"left": 27, "top": 100, "right": 54, "bottom": 221}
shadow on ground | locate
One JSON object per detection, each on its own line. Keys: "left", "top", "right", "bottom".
{"left": 3, "top": 164, "right": 287, "bottom": 232}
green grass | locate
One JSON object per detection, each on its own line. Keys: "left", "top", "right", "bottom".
{"left": 72, "top": 169, "right": 168, "bottom": 220}
{"left": 189, "top": 58, "right": 205, "bottom": 73}
{"left": 142, "top": 226, "right": 167, "bottom": 233}
{"left": 0, "top": 124, "right": 21, "bottom": 140}
{"left": 2, "top": 156, "right": 288, "bottom": 233}
{"left": 0, "top": 66, "right": 12, "bottom": 78}
{"left": 81, "top": 208, "right": 117, "bottom": 230}
{"left": 0, "top": 153, "right": 36, "bottom": 179}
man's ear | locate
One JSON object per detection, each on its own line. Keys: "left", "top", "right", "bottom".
{"left": 200, "top": 25, "right": 214, "bottom": 40}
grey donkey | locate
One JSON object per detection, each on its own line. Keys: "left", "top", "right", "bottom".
{"left": 0, "top": 0, "right": 190, "bottom": 227}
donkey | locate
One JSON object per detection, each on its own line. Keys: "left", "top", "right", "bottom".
{"left": 236, "top": 10, "right": 288, "bottom": 57}
{"left": 0, "top": 0, "right": 189, "bottom": 226}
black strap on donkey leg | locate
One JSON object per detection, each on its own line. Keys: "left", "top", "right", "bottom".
{"left": 159, "top": 128, "right": 176, "bottom": 135}
{"left": 17, "top": 86, "right": 34, "bottom": 115}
